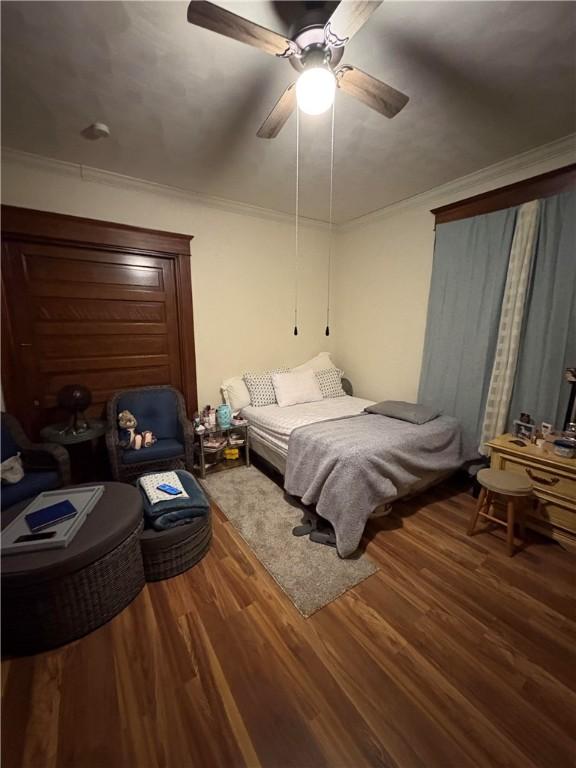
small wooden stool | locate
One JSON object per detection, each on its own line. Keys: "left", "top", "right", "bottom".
{"left": 467, "top": 468, "right": 532, "bottom": 556}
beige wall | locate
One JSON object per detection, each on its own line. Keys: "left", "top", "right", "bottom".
{"left": 2, "top": 140, "right": 574, "bottom": 411}
{"left": 1, "top": 155, "right": 334, "bottom": 408}
{"left": 332, "top": 143, "right": 576, "bottom": 402}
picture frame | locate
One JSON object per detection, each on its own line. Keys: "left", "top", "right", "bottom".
{"left": 541, "top": 422, "right": 553, "bottom": 437}
{"left": 513, "top": 420, "right": 536, "bottom": 441}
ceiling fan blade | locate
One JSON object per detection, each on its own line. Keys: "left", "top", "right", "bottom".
{"left": 324, "top": 1, "right": 383, "bottom": 48}
{"left": 336, "top": 66, "right": 409, "bottom": 118}
{"left": 257, "top": 84, "right": 296, "bottom": 139}
{"left": 187, "top": 1, "right": 299, "bottom": 58}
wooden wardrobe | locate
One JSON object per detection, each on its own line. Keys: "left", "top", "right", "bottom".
{"left": 1, "top": 206, "right": 197, "bottom": 436}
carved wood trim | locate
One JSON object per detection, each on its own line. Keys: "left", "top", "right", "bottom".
{"left": 1, "top": 206, "right": 193, "bottom": 254}
{"left": 431, "top": 164, "right": 576, "bottom": 225}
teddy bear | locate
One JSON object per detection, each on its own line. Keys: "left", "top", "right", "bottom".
{"left": 117, "top": 410, "right": 156, "bottom": 450}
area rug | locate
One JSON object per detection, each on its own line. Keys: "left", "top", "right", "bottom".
{"left": 201, "top": 466, "right": 378, "bottom": 617}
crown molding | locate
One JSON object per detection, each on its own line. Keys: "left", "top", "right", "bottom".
{"left": 338, "top": 133, "right": 576, "bottom": 233}
{"left": 1, "top": 147, "right": 330, "bottom": 231}
{"left": 4, "top": 135, "right": 575, "bottom": 234}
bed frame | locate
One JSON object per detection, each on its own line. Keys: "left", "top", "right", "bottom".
{"left": 249, "top": 432, "right": 287, "bottom": 476}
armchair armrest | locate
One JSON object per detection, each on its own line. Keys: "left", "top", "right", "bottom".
{"left": 176, "top": 400, "right": 195, "bottom": 473}
{"left": 179, "top": 416, "right": 195, "bottom": 439}
{"left": 105, "top": 423, "right": 121, "bottom": 446}
{"left": 21, "top": 442, "right": 71, "bottom": 485}
{"left": 105, "top": 422, "right": 124, "bottom": 481}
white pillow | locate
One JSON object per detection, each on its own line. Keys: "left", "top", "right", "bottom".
{"left": 221, "top": 376, "right": 251, "bottom": 411}
{"left": 271, "top": 370, "right": 323, "bottom": 408}
{"left": 291, "top": 352, "right": 338, "bottom": 374}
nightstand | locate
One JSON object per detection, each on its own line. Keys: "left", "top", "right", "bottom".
{"left": 195, "top": 423, "right": 250, "bottom": 479}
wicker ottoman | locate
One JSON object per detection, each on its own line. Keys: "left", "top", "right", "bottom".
{"left": 1, "top": 483, "right": 145, "bottom": 655}
{"left": 140, "top": 513, "right": 212, "bottom": 581}
{"left": 138, "top": 469, "right": 211, "bottom": 581}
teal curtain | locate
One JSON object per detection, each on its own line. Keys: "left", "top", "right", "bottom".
{"left": 418, "top": 208, "right": 517, "bottom": 459}
{"left": 507, "top": 189, "right": 576, "bottom": 429}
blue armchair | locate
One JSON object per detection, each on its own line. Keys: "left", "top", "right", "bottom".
{"left": 106, "top": 386, "right": 194, "bottom": 482}
{"left": 1, "top": 413, "right": 71, "bottom": 511}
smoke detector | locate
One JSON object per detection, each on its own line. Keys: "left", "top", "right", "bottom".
{"left": 82, "top": 122, "right": 110, "bottom": 140}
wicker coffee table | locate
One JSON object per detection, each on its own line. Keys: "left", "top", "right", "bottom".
{"left": 1, "top": 482, "right": 145, "bottom": 655}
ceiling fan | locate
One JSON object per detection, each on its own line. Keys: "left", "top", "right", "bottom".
{"left": 187, "top": 0, "right": 409, "bottom": 138}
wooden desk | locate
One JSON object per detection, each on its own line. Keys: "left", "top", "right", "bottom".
{"left": 486, "top": 434, "right": 576, "bottom": 547}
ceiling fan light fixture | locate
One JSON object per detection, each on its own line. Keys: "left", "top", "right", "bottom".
{"left": 296, "top": 67, "right": 336, "bottom": 115}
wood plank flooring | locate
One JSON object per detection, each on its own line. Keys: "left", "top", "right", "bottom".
{"left": 2, "top": 478, "right": 576, "bottom": 768}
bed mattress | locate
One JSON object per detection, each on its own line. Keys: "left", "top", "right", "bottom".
{"left": 242, "top": 395, "right": 375, "bottom": 457}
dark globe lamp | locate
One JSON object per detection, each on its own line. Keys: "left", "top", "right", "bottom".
{"left": 57, "top": 385, "right": 92, "bottom": 435}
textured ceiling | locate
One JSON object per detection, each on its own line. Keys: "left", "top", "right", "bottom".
{"left": 2, "top": 1, "right": 575, "bottom": 222}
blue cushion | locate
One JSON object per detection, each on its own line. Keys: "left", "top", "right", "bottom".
{"left": 1, "top": 471, "right": 60, "bottom": 511}
{"left": 121, "top": 438, "right": 184, "bottom": 465}
{"left": 116, "top": 389, "right": 181, "bottom": 440}
{"left": 1, "top": 422, "right": 20, "bottom": 463}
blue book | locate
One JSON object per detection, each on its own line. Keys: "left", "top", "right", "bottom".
{"left": 25, "top": 500, "right": 78, "bottom": 532}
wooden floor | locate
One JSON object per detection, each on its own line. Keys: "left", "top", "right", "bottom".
{"left": 2, "top": 479, "right": 576, "bottom": 768}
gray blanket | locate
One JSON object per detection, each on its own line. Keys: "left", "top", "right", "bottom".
{"left": 284, "top": 413, "right": 463, "bottom": 557}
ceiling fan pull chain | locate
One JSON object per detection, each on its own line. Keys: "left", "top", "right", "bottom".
{"left": 294, "top": 107, "right": 300, "bottom": 337}
{"left": 325, "top": 101, "right": 335, "bottom": 337}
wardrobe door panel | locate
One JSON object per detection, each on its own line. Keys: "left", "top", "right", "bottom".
{"left": 1, "top": 208, "right": 196, "bottom": 435}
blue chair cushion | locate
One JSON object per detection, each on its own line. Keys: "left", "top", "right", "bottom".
{"left": 116, "top": 390, "right": 181, "bottom": 441}
{"left": 1, "top": 470, "right": 60, "bottom": 511}
{"left": 121, "top": 438, "right": 184, "bottom": 465}
{"left": 1, "top": 422, "right": 20, "bottom": 463}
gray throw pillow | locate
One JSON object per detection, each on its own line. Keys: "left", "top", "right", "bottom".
{"left": 364, "top": 400, "right": 439, "bottom": 424}
{"left": 315, "top": 368, "right": 345, "bottom": 399}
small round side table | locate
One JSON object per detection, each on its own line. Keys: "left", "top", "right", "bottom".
{"left": 40, "top": 419, "right": 107, "bottom": 446}
{"left": 40, "top": 420, "right": 107, "bottom": 481}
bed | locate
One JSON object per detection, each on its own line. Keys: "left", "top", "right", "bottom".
{"left": 242, "top": 395, "right": 374, "bottom": 475}
{"left": 241, "top": 395, "right": 463, "bottom": 556}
